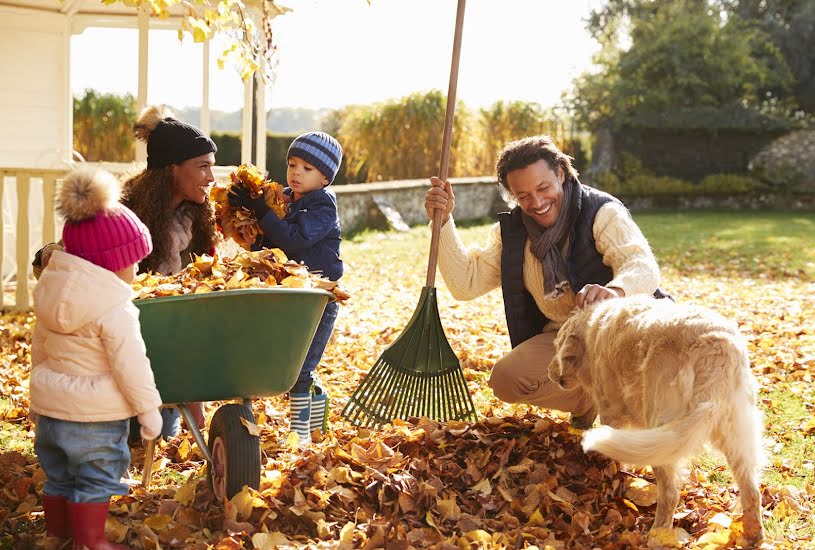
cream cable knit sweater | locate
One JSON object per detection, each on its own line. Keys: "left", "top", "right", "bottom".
{"left": 436, "top": 202, "right": 660, "bottom": 328}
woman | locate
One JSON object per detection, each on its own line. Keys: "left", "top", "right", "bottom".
{"left": 424, "top": 135, "right": 669, "bottom": 428}
{"left": 35, "top": 105, "right": 218, "bottom": 434}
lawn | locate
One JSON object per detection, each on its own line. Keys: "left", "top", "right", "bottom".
{"left": 0, "top": 210, "right": 813, "bottom": 549}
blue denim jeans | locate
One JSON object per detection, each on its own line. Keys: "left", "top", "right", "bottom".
{"left": 34, "top": 416, "right": 130, "bottom": 503}
{"left": 291, "top": 301, "right": 339, "bottom": 394}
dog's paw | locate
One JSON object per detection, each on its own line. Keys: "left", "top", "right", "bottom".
{"left": 581, "top": 425, "right": 613, "bottom": 453}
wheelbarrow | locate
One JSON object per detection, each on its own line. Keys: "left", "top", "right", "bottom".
{"left": 134, "top": 287, "right": 334, "bottom": 501}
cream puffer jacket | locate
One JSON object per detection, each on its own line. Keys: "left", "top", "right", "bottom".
{"left": 30, "top": 251, "right": 163, "bottom": 427}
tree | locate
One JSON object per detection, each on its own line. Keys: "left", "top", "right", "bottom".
{"left": 73, "top": 90, "right": 137, "bottom": 162}
{"left": 569, "top": 1, "right": 794, "bottom": 129}
{"left": 476, "top": 101, "right": 568, "bottom": 175}
{"left": 335, "top": 91, "right": 477, "bottom": 182}
{"left": 100, "top": 0, "right": 291, "bottom": 83}
{"left": 718, "top": 0, "right": 815, "bottom": 113}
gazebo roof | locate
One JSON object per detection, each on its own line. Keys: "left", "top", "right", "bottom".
{"left": 0, "top": 0, "right": 186, "bottom": 29}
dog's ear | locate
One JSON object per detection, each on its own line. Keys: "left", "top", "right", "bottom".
{"left": 549, "top": 334, "right": 584, "bottom": 391}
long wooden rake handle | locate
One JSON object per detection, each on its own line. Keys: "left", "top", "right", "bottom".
{"left": 426, "top": 0, "right": 466, "bottom": 288}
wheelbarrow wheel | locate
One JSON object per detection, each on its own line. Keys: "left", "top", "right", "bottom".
{"left": 207, "top": 403, "right": 260, "bottom": 501}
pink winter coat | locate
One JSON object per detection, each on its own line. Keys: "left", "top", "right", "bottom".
{"left": 30, "top": 251, "right": 163, "bottom": 422}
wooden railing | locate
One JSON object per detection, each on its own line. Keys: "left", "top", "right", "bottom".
{"left": 0, "top": 167, "right": 62, "bottom": 310}
{"left": 0, "top": 164, "right": 237, "bottom": 311}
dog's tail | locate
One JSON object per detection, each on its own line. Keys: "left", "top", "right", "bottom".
{"left": 581, "top": 402, "right": 715, "bottom": 466}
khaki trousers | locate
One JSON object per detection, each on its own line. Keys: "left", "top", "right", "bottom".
{"left": 488, "top": 331, "right": 595, "bottom": 416}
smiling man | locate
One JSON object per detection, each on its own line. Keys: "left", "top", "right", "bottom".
{"left": 424, "top": 135, "right": 670, "bottom": 427}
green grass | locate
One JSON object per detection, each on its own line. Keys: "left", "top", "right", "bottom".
{"left": 635, "top": 210, "right": 815, "bottom": 278}
{"left": 0, "top": 398, "right": 33, "bottom": 456}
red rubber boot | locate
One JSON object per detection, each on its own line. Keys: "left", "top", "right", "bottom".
{"left": 69, "top": 500, "right": 128, "bottom": 549}
{"left": 42, "top": 494, "right": 71, "bottom": 539}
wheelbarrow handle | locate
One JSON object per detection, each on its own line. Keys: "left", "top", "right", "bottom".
{"left": 142, "top": 437, "right": 156, "bottom": 489}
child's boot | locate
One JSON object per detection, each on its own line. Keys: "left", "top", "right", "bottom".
{"left": 310, "top": 392, "right": 329, "bottom": 437}
{"left": 42, "top": 494, "right": 71, "bottom": 540}
{"left": 289, "top": 393, "right": 312, "bottom": 446}
{"left": 69, "top": 500, "right": 128, "bottom": 549}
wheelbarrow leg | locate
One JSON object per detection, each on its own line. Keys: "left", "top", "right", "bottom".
{"left": 178, "top": 403, "right": 213, "bottom": 463}
{"left": 142, "top": 437, "right": 156, "bottom": 488}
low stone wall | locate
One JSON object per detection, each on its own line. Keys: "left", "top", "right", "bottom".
{"left": 620, "top": 192, "right": 815, "bottom": 211}
{"left": 333, "top": 176, "right": 508, "bottom": 233}
{"left": 331, "top": 177, "right": 815, "bottom": 233}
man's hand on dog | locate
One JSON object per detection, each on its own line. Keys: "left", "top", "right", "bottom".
{"left": 575, "top": 284, "right": 624, "bottom": 308}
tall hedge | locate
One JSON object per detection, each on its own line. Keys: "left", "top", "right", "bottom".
{"left": 211, "top": 132, "right": 351, "bottom": 185}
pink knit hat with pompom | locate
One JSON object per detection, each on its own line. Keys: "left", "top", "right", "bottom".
{"left": 58, "top": 168, "right": 152, "bottom": 272}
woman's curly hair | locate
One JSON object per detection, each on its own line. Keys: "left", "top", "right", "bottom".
{"left": 121, "top": 167, "right": 218, "bottom": 274}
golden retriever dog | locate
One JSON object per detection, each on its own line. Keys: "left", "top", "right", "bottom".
{"left": 548, "top": 295, "right": 764, "bottom": 546}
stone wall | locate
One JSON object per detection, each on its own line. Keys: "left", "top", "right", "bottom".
{"left": 333, "top": 177, "right": 509, "bottom": 233}
{"left": 330, "top": 176, "right": 814, "bottom": 233}
{"left": 749, "top": 129, "right": 815, "bottom": 192}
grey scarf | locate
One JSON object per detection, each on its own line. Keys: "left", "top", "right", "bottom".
{"left": 521, "top": 180, "right": 577, "bottom": 298}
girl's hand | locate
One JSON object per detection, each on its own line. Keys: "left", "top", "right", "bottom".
{"left": 425, "top": 177, "right": 455, "bottom": 225}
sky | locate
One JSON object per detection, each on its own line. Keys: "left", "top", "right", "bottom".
{"left": 71, "top": 0, "right": 605, "bottom": 112}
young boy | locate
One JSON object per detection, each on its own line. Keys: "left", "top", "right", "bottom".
{"left": 229, "top": 131, "right": 343, "bottom": 445}
{"left": 31, "top": 168, "right": 163, "bottom": 548}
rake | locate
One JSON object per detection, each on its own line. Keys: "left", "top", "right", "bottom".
{"left": 342, "top": 0, "right": 477, "bottom": 427}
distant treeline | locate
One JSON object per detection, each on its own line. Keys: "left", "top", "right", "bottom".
{"left": 72, "top": 89, "right": 585, "bottom": 184}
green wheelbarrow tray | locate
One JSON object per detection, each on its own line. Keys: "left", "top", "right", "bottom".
{"left": 135, "top": 287, "right": 334, "bottom": 404}
{"left": 135, "top": 287, "right": 334, "bottom": 501}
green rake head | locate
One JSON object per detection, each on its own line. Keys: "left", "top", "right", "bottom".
{"left": 341, "top": 287, "right": 478, "bottom": 427}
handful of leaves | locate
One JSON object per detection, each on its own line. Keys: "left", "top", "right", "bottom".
{"left": 133, "top": 249, "right": 350, "bottom": 303}
{"left": 210, "top": 164, "right": 289, "bottom": 250}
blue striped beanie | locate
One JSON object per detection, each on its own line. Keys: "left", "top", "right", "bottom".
{"left": 287, "top": 132, "right": 343, "bottom": 184}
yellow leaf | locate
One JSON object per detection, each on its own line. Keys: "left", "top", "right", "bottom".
{"left": 647, "top": 527, "right": 681, "bottom": 548}
{"left": 471, "top": 477, "right": 492, "bottom": 495}
{"left": 240, "top": 416, "right": 261, "bottom": 436}
{"left": 143, "top": 513, "right": 172, "bottom": 531}
{"left": 624, "top": 477, "right": 657, "bottom": 507}
{"left": 436, "top": 498, "right": 461, "bottom": 522}
{"left": 708, "top": 512, "right": 732, "bottom": 530}
{"left": 251, "top": 532, "right": 292, "bottom": 549}
{"left": 284, "top": 431, "right": 300, "bottom": 451}
{"left": 697, "top": 529, "right": 731, "bottom": 546}
{"left": 528, "top": 508, "right": 545, "bottom": 527}
{"left": 173, "top": 479, "right": 196, "bottom": 505}
{"left": 339, "top": 521, "right": 355, "bottom": 542}
{"left": 105, "top": 516, "right": 129, "bottom": 543}
{"left": 229, "top": 486, "right": 255, "bottom": 521}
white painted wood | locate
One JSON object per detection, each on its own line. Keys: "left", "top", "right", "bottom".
{"left": 201, "top": 40, "right": 211, "bottom": 135}
{"left": 15, "top": 173, "right": 30, "bottom": 309}
{"left": 241, "top": 77, "right": 253, "bottom": 165}
{"left": 255, "top": 78, "right": 266, "bottom": 172}
{"left": 0, "top": 8, "right": 71, "bottom": 168}
{"left": 135, "top": 3, "right": 149, "bottom": 163}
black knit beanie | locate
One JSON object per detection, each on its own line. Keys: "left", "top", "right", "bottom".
{"left": 146, "top": 117, "right": 218, "bottom": 169}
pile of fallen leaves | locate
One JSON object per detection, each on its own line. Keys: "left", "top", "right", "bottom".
{"left": 132, "top": 249, "right": 349, "bottom": 303}
{"left": 1, "top": 219, "right": 814, "bottom": 549}
{"left": 211, "top": 164, "right": 289, "bottom": 250}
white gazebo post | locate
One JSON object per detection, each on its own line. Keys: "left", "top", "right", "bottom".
{"left": 240, "top": 76, "right": 254, "bottom": 165}
{"left": 255, "top": 77, "right": 266, "bottom": 172}
{"left": 200, "top": 39, "right": 211, "bottom": 135}
{"left": 135, "top": 3, "right": 149, "bottom": 162}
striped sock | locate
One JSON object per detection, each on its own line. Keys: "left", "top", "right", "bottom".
{"left": 289, "top": 393, "right": 312, "bottom": 445}
{"left": 310, "top": 393, "right": 328, "bottom": 434}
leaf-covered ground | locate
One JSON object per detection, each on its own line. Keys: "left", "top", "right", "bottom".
{"left": 1, "top": 211, "right": 813, "bottom": 549}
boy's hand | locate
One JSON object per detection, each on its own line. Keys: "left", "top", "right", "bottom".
{"left": 229, "top": 185, "right": 270, "bottom": 220}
